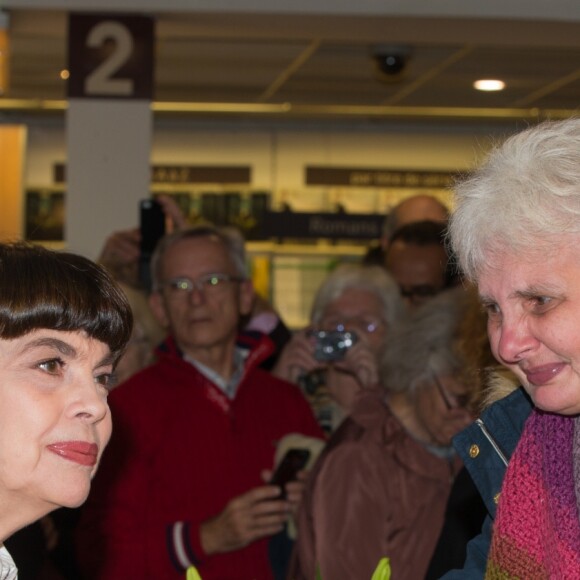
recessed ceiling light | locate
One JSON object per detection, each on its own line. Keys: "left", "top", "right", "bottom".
{"left": 473, "top": 79, "right": 506, "bottom": 92}
{"left": 60, "top": 69, "right": 70, "bottom": 80}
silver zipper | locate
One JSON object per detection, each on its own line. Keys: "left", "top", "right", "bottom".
{"left": 475, "top": 418, "right": 508, "bottom": 467}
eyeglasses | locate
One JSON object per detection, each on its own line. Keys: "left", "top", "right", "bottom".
{"left": 162, "top": 273, "right": 242, "bottom": 296}
{"left": 432, "top": 373, "right": 470, "bottom": 410}
{"left": 400, "top": 285, "right": 442, "bottom": 305}
{"left": 321, "top": 317, "right": 385, "bottom": 335}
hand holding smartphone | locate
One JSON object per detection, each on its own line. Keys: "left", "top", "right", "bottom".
{"left": 269, "top": 448, "right": 311, "bottom": 499}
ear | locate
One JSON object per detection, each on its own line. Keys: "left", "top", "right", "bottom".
{"left": 238, "top": 279, "right": 255, "bottom": 317}
{"left": 148, "top": 292, "right": 170, "bottom": 329}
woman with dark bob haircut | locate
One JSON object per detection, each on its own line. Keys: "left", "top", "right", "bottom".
{"left": 0, "top": 242, "right": 132, "bottom": 578}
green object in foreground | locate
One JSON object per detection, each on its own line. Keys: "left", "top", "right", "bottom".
{"left": 371, "top": 557, "right": 392, "bottom": 580}
{"left": 314, "top": 557, "right": 391, "bottom": 580}
{"left": 186, "top": 566, "right": 203, "bottom": 580}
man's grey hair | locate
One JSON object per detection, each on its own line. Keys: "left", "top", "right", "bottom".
{"left": 150, "top": 225, "right": 248, "bottom": 291}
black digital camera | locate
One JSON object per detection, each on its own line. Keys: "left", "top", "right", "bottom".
{"left": 311, "top": 330, "right": 358, "bottom": 362}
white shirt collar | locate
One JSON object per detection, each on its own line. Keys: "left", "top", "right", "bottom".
{"left": 0, "top": 545, "right": 17, "bottom": 580}
{"left": 184, "top": 345, "right": 249, "bottom": 399}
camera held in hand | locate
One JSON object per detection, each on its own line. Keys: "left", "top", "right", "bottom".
{"left": 310, "top": 329, "right": 358, "bottom": 362}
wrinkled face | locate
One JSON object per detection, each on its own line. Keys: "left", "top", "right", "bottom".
{"left": 479, "top": 242, "right": 580, "bottom": 415}
{"left": 150, "top": 236, "right": 254, "bottom": 357}
{"left": 413, "top": 374, "right": 473, "bottom": 446}
{"left": 0, "top": 330, "right": 113, "bottom": 517}
{"left": 385, "top": 241, "right": 448, "bottom": 307}
{"left": 318, "top": 288, "right": 388, "bottom": 359}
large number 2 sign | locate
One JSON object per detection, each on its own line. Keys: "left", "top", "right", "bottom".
{"left": 68, "top": 13, "right": 154, "bottom": 100}
{"left": 85, "top": 21, "right": 134, "bottom": 97}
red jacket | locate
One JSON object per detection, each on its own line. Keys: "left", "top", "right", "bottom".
{"left": 77, "top": 333, "right": 323, "bottom": 580}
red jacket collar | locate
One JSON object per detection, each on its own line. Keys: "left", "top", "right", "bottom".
{"left": 155, "top": 331, "right": 276, "bottom": 372}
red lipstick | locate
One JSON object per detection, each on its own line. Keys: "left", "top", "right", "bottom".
{"left": 47, "top": 441, "right": 98, "bottom": 467}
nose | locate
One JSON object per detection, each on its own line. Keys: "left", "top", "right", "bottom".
{"left": 187, "top": 284, "right": 205, "bottom": 305}
{"left": 494, "top": 311, "right": 537, "bottom": 365}
{"left": 69, "top": 377, "right": 109, "bottom": 425}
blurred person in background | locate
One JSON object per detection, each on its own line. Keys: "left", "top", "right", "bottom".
{"left": 98, "top": 194, "right": 189, "bottom": 292}
{"left": 273, "top": 264, "right": 403, "bottom": 434}
{"left": 290, "top": 287, "right": 477, "bottom": 580}
{"left": 76, "top": 225, "right": 323, "bottom": 580}
{"left": 99, "top": 200, "right": 291, "bottom": 376}
{"left": 364, "top": 193, "right": 449, "bottom": 265}
{"left": 112, "top": 281, "right": 166, "bottom": 385}
{"left": 220, "top": 226, "right": 292, "bottom": 371}
{"left": 381, "top": 193, "right": 449, "bottom": 246}
{"left": 96, "top": 194, "right": 184, "bottom": 385}
{"left": 425, "top": 283, "right": 510, "bottom": 578}
{"left": 383, "top": 220, "right": 458, "bottom": 308}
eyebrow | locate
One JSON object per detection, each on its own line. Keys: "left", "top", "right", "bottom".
{"left": 21, "top": 337, "right": 115, "bottom": 368}
{"left": 97, "top": 352, "right": 117, "bottom": 368}
{"left": 515, "top": 284, "right": 560, "bottom": 299}
{"left": 480, "top": 282, "right": 560, "bottom": 303}
{"left": 22, "top": 337, "right": 78, "bottom": 357}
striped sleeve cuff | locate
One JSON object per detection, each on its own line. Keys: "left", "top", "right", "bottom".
{"left": 167, "top": 521, "right": 203, "bottom": 572}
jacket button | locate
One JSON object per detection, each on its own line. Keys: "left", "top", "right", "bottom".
{"left": 469, "top": 444, "right": 480, "bottom": 458}
{"left": 494, "top": 493, "right": 501, "bottom": 504}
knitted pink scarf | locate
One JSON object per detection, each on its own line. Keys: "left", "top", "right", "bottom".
{"left": 486, "top": 410, "right": 580, "bottom": 579}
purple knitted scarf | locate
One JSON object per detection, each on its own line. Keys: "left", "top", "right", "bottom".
{"left": 486, "top": 410, "right": 580, "bottom": 579}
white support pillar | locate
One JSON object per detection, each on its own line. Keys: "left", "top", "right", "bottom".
{"left": 65, "top": 99, "right": 152, "bottom": 258}
{"left": 65, "top": 12, "right": 154, "bottom": 259}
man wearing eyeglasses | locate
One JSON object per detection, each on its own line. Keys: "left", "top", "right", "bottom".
{"left": 77, "top": 226, "right": 324, "bottom": 580}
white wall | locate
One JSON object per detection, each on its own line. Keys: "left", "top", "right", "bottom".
{"left": 24, "top": 119, "right": 502, "bottom": 241}
{"left": 27, "top": 121, "right": 497, "bottom": 183}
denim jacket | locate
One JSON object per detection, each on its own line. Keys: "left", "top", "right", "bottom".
{"left": 441, "top": 387, "right": 533, "bottom": 578}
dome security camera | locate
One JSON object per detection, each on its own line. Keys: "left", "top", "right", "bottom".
{"left": 372, "top": 46, "right": 412, "bottom": 77}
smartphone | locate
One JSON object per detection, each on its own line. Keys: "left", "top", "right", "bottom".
{"left": 311, "top": 330, "right": 358, "bottom": 362}
{"left": 270, "top": 448, "right": 311, "bottom": 499}
{"left": 138, "top": 199, "right": 166, "bottom": 291}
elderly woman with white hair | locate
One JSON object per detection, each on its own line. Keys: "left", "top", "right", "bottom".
{"left": 289, "top": 287, "right": 476, "bottom": 580}
{"left": 442, "top": 118, "right": 580, "bottom": 579}
{"left": 273, "top": 263, "right": 403, "bottom": 433}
